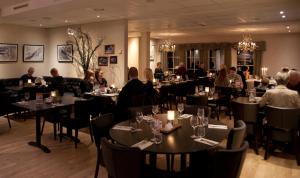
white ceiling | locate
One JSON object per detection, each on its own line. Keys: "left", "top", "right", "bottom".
{"left": 0, "top": 0, "right": 299, "bottom": 39}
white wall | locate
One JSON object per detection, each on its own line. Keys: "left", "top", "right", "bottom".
{"left": 128, "top": 37, "right": 139, "bottom": 69}
{"left": 0, "top": 24, "right": 48, "bottom": 78}
{"left": 0, "top": 20, "right": 128, "bottom": 87}
{"left": 172, "top": 33, "right": 300, "bottom": 75}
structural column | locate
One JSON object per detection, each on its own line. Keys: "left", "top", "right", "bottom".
{"left": 139, "top": 32, "right": 150, "bottom": 80}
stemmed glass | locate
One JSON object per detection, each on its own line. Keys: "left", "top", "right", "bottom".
{"left": 197, "top": 108, "right": 204, "bottom": 118}
{"left": 177, "top": 103, "right": 184, "bottom": 117}
{"left": 24, "top": 92, "right": 30, "bottom": 101}
{"left": 190, "top": 115, "right": 199, "bottom": 138}
{"left": 135, "top": 112, "right": 143, "bottom": 131}
{"left": 152, "top": 105, "right": 159, "bottom": 116}
{"left": 150, "top": 119, "right": 162, "bottom": 142}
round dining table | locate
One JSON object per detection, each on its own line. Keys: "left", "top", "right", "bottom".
{"left": 110, "top": 114, "right": 230, "bottom": 172}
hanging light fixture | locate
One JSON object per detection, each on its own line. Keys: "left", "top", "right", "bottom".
{"left": 159, "top": 39, "right": 176, "bottom": 53}
{"left": 237, "top": 34, "right": 257, "bottom": 52}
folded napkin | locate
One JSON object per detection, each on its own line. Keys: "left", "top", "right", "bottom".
{"left": 143, "top": 115, "right": 153, "bottom": 121}
{"left": 208, "top": 124, "right": 228, "bottom": 130}
{"left": 194, "top": 138, "right": 219, "bottom": 146}
{"left": 180, "top": 114, "right": 193, "bottom": 119}
{"left": 17, "top": 101, "right": 28, "bottom": 105}
{"left": 112, "top": 125, "right": 133, "bottom": 131}
{"left": 102, "top": 93, "right": 118, "bottom": 97}
{"left": 132, "top": 140, "right": 153, "bottom": 150}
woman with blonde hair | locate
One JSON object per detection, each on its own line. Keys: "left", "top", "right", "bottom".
{"left": 144, "top": 68, "right": 159, "bottom": 104}
{"left": 215, "top": 67, "right": 230, "bottom": 87}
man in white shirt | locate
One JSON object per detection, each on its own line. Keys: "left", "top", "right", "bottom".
{"left": 259, "top": 71, "right": 300, "bottom": 108}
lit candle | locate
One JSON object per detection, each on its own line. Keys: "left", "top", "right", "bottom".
{"left": 51, "top": 91, "right": 56, "bottom": 97}
{"left": 28, "top": 79, "right": 32, "bottom": 84}
{"left": 153, "top": 79, "right": 156, "bottom": 83}
{"left": 176, "top": 75, "right": 180, "bottom": 80}
{"left": 167, "top": 110, "right": 175, "bottom": 121}
{"left": 111, "top": 84, "right": 115, "bottom": 88}
{"left": 209, "top": 73, "right": 212, "bottom": 77}
{"left": 205, "top": 87, "right": 210, "bottom": 93}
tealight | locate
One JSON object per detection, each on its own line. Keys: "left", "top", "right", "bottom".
{"left": 205, "top": 87, "right": 210, "bottom": 93}
{"left": 51, "top": 91, "right": 56, "bottom": 97}
{"left": 167, "top": 110, "right": 175, "bottom": 121}
{"left": 28, "top": 79, "right": 32, "bottom": 84}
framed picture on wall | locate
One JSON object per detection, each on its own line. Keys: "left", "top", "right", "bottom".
{"left": 0, "top": 43, "right": 18, "bottom": 62}
{"left": 23, "top": 44, "right": 44, "bottom": 62}
{"left": 109, "top": 56, "right": 118, "bottom": 64}
{"left": 98, "top": 56, "right": 108, "bottom": 66}
{"left": 57, "top": 44, "right": 73, "bottom": 63}
{"left": 104, "top": 44, "right": 115, "bottom": 54}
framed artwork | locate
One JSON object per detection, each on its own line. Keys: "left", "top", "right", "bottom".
{"left": 57, "top": 44, "right": 73, "bottom": 63}
{"left": 104, "top": 44, "right": 115, "bottom": 54}
{"left": 0, "top": 43, "right": 18, "bottom": 62}
{"left": 109, "top": 56, "right": 118, "bottom": 64}
{"left": 98, "top": 56, "right": 108, "bottom": 66}
{"left": 23, "top": 44, "right": 44, "bottom": 62}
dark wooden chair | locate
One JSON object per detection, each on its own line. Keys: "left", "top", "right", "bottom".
{"left": 215, "top": 86, "right": 233, "bottom": 119}
{"left": 0, "top": 91, "right": 12, "bottom": 128}
{"left": 186, "top": 95, "right": 208, "bottom": 106}
{"left": 227, "top": 120, "right": 246, "bottom": 149}
{"left": 59, "top": 98, "right": 94, "bottom": 148}
{"left": 232, "top": 100, "right": 260, "bottom": 154}
{"left": 90, "top": 114, "right": 115, "bottom": 178}
{"left": 264, "top": 106, "right": 300, "bottom": 165}
{"left": 90, "top": 96, "right": 116, "bottom": 117}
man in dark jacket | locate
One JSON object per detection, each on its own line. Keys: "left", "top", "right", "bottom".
{"left": 49, "top": 68, "right": 65, "bottom": 96}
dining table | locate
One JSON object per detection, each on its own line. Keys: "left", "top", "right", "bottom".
{"left": 110, "top": 114, "right": 229, "bottom": 172}
{"left": 13, "top": 95, "right": 85, "bottom": 153}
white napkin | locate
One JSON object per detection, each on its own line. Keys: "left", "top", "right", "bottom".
{"left": 194, "top": 138, "right": 219, "bottom": 146}
{"left": 102, "top": 93, "right": 118, "bottom": 97}
{"left": 208, "top": 124, "right": 228, "bottom": 130}
{"left": 112, "top": 125, "right": 133, "bottom": 131}
{"left": 180, "top": 114, "right": 192, "bottom": 119}
{"left": 131, "top": 140, "right": 153, "bottom": 150}
{"left": 143, "top": 115, "right": 153, "bottom": 121}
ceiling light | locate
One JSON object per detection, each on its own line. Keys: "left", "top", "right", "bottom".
{"left": 97, "top": 15, "right": 100, "bottom": 18}
{"left": 64, "top": 20, "right": 69, "bottom": 23}
{"left": 39, "top": 24, "right": 43, "bottom": 27}
{"left": 159, "top": 39, "right": 176, "bottom": 52}
{"left": 281, "top": 15, "right": 286, "bottom": 18}
{"left": 237, "top": 34, "right": 257, "bottom": 52}
{"left": 288, "top": 30, "right": 291, "bottom": 33}
{"left": 280, "top": 11, "right": 284, "bottom": 14}
{"left": 286, "top": 25, "right": 290, "bottom": 29}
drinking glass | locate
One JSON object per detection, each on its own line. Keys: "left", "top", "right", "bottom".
{"left": 210, "top": 87, "right": 215, "bottom": 95}
{"left": 152, "top": 105, "right": 159, "bottom": 116}
{"left": 190, "top": 115, "right": 198, "bottom": 138}
{"left": 203, "top": 117, "right": 209, "bottom": 127}
{"left": 197, "top": 108, "right": 204, "bottom": 118}
{"left": 150, "top": 119, "right": 162, "bottom": 142}
{"left": 199, "top": 85, "right": 204, "bottom": 92}
{"left": 24, "top": 92, "right": 30, "bottom": 101}
{"left": 197, "top": 126, "right": 206, "bottom": 138}
{"left": 177, "top": 103, "right": 184, "bottom": 117}
{"left": 154, "top": 132, "right": 163, "bottom": 144}
{"left": 135, "top": 112, "right": 143, "bottom": 131}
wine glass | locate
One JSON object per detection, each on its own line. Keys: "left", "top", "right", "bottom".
{"left": 150, "top": 119, "right": 162, "bottom": 142}
{"left": 198, "top": 126, "right": 206, "bottom": 138}
{"left": 197, "top": 108, "right": 204, "bottom": 118}
{"left": 152, "top": 105, "right": 159, "bottom": 116}
{"left": 190, "top": 115, "right": 198, "bottom": 138}
{"left": 135, "top": 112, "right": 143, "bottom": 131}
{"left": 177, "top": 103, "right": 184, "bottom": 117}
{"left": 24, "top": 92, "right": 30, "bottom": 101}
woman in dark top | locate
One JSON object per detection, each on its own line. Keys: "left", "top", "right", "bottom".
{"left": 154, "top": 62, "right": 164, "bottom": 80}
{"left": 80, "top": 70, "right": 94, "bottom": 93}
{"left": 95, "top": 70, "right": 108, "bottom": 87}
{"left": 144, "top": 68, "right": 159, "bottom": 105}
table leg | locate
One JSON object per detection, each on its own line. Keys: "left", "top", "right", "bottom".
{"left": 28, "top": 112, "right": 51, "bottom": 153}
{"left": 180, "top": 153, "right": 187, "bottom": 170}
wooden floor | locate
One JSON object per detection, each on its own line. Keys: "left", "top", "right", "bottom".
{"left": 0, "top": 114, "right": 300, "bottom": 178}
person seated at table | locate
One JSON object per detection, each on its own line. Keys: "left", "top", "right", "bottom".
{"left": 144, "top": 68, "right": 159, "bottom": 105}
{"left": 237, "top": 66, "right": 249, "bottom": 95}
{"left": 20, "top": 67, "right": 35, "bottom": 84}
{"left": 154, "top": 62, "right": 164, "bottom": 80}
{"left": 176, "top": 62, "right": 187, "bottom": 80}
{"left": 95, "top": 69, "right": 107, "bottom": 87}
{"left": 48, "top": 68, "right": 65, "bottom": 96}
{"left": 287, "top": 69, "right": 300, "bottom": 94}
{"left": 117, "top": 67, "right": 145, "bottom": 121}
{"left": 259, "top": 71, "right": 300, "bottom": 108}
{"left": 195, "top": 63, "right": 207, "bottom": 77}
{"left": 227, "top": 67, "right": 243, "bottom": 89}
{"left": 215, "top": 67, "right": 230, "bottom": 87}
{"left": 256, "top": 77, "right": 269, "bottom": 91}
{"left": 80, "top": 70, "right": 94, "bottom": 93}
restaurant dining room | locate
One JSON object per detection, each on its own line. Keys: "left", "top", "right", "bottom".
{"left": 1, "top": 0, "right": 300, "bottom": 178}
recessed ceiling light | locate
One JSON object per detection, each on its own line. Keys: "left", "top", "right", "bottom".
{"left": 288, "top": 30, "right": 291, "bottom": 33}
{"left": 64, "top": 20, "right": 69, "bottom": 23}
{"left": 280, "top": 11, "right": 284, "bottom": 14}
{"left": 281, "top": 15, "right": 286, "bottom": 18}
{"left": 39, "top": 24, "right": 43, "bottom": 27}
{"left": 97, "top": 15, "right": 100, "bottom": 18}
{"left": 286, "top": 25, "right": 290, "bottom": 29}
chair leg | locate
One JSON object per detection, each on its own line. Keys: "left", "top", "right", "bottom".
{"left": 59, "top": 125, "right": 63, "bottom": 142}
{"left": 264, "top": 130, "right": 271, "bottom": 160}
{"left": 89, "top": 123, "right": 94, "bottom": 143}
{"left": 75, "top": 129, "right": 78, "bottom": 148}
{"left": 6, "top": 114, "right": 11, "bottom": 128}
{"left": 41, "top": 118, "right": 46, "bottom": 136}
{"left": 53, "top": 123, "right": 57, "bottom": 140}
{"left": 94, "top": 148, "right": 101, "bottom": 178}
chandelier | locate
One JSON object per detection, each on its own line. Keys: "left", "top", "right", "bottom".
{"left": 159, "top": 39, "right": 176, "bottom": 52}
{"left": 237, "top": 34, "right": 257, "bottom": 52}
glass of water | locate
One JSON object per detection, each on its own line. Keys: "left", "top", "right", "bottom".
{"left": 177, "top": 103, "right": 184, "bottom": 117}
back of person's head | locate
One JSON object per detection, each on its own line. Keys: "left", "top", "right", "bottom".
{"left": 157, "top": 62, "right": 161, "bottom": 67}
{"left": 288, "top": 70, "right": 300, "bottom": 86}
{"left": 261, "top": 77, "right": 269, "bottom": 86}
{"left": 219, "top": 67, "right": 227, "bottom": 78}
{"left": 275, "top": 71, "right": 290, "bottom": 85}
{"left": 50, "top": 68, "right": 58, "bottom": 77}
{"left": 85, "top": 70, "right": 95, "bottom": 80}
{"left": 241, "top": 66, "right": 248, "bottom": 72}
{"left": 144, "top": 68, "right": 153, "bottom": 82}
{"left": 179, "top": 62, "right": 184, "bottom": 67}
{"left": 229, "top": 67, "right": 236, "bottom": 72}
{"left": 128, "top": 67, "right": 138, "bottom": 80}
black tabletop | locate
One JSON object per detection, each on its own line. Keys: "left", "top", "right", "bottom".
{"left": 110, "top": 114, "right": 229, "bottom": 154}
{"left": 13, "top": 95, "right": 85, "bottom": 112}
